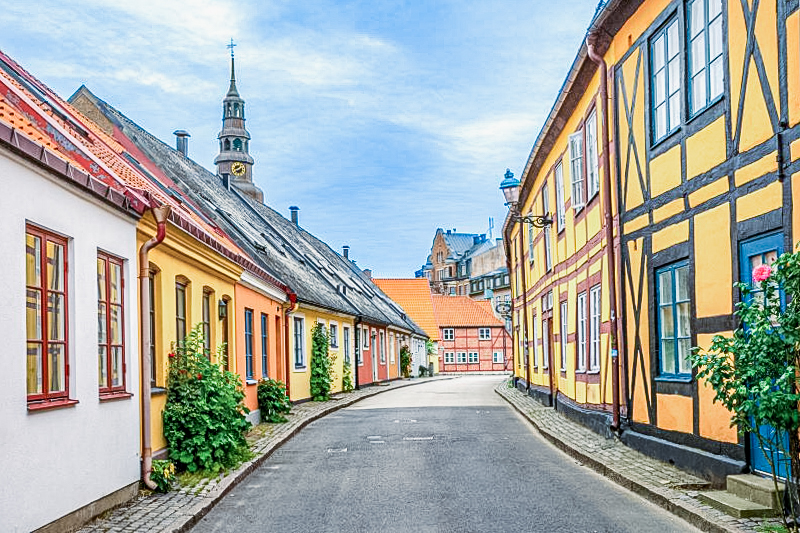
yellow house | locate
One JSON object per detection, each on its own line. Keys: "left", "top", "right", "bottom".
{"left": 504, "top": 0, "right": 799, "bottom": 485}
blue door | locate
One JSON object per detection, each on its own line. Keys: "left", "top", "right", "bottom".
{"left": 739, "top": 232, "right": 789, "bottom": 478}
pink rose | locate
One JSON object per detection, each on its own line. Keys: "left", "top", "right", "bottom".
{"left": 752, "top": 264, "right": 772, "bottom": 283}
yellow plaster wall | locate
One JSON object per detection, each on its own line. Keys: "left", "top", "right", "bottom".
{"left": 649, "top": 144, "right": 682, "bottom": 198}
{"left": 626, "top": 238, "right": 652, "bottom": 424}
{"left": 694, "top": 203, "right": 732, "bottom": 317}
{"left": 728, "top": 0, "right": 747, "bottom": 135}
{"left": 685, "top": 116, "right": 727, "bottom": 179}
{"left": 688, "top": 176, "right": 729, "bottom": 208}
{"left": 734, "top": 152, "right": 778, "bottom": 187}
{"left": 618, "top": 47, "right": 646, "bottom": 211}
{"left": 652, "top": 220, "right": 689, "bottom": 253}
{"left": 788, "top": 11, "right": 800, "bottom": 126}
{"left": 756, "top": 0, "right": 779, "bottom": 111}
{"left": 652, "top": 198, "right": 685, "bottom": 224}
{"left": 624, "top": 212, "right": 650, "bottom": 234}
{"left": 740, "top": 57, "right": 775, "bottom": 153}
{"left": 696, "top": 333, "right": 738, "bottom": 443}
{"left": 656, "top": 393, "right": 694, "bottom": 434}
{"left": 736, "top": 181, "right": 783, "bottom": 221}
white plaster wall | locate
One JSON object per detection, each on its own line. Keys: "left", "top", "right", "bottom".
{"left": 0, "top": 152, "right": 141, "bottom": 533}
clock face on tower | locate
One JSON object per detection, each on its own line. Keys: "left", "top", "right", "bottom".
{"left": 231, "top": 162, "right": 246, "bottom": 176}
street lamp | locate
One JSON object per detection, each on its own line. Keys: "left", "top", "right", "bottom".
{"left": 499, "top": 169, "right": 553, "bottom": 228}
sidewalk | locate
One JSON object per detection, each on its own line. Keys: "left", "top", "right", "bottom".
{"left": 495, "top": 381, "right": 783, "bottom": 533}
{"left": 77, "top": 377, "right": 447, "bottom": 533}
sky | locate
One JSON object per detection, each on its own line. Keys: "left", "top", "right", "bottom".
{"left": 1, "top": 0, "right": 599, "bottom": 277}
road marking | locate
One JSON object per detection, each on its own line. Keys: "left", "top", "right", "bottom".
{"left": 264, "top": 466, "right": 280, "bottom": 470}
{"left": 403, "top": 436, "right": 434, "bottom": 441}
{"left": 370, "top": 440, "right": 385, "bottom": 444}
{"left": 366, "top": 435, "right": 383, "bottom": 440}
{"left": 327, "top": 448, "right": 347, "bottom": 453}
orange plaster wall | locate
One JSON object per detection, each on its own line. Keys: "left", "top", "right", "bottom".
{"left": 696, "top": 333, "right": 738, "bottom": 443}
{"left": 694, "top": 203, "right": 732, "bottom": 318}
{"left": 656, "top": 393, "right": 694, "bottom": 434}
{"left": 234, "top": 283, "right": 283, "bottom": 415}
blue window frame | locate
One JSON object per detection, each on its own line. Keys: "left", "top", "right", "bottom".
{"left": 244, "top": 309, "right": 254, "bottom": 380}
{"left": 261, "top": 313, "right": 268, "bottom": 378}
{"left": 687, "top": 0, "right": 724, "bottom": 115}
{"left": 294, "top": 317, "right": 305, "bottom": 368}
{"left": 650, "top": 17, "right": 681, "bottom": 142}
{"left": 656, "top": 261, "right": 692, "bottom": 378}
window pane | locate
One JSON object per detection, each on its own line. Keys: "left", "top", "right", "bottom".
{"left": 660, "top": 305, "right": 674, "bottom": 338}
{"left": 49, "top": 344, "right": 66, "bottom": 393}
{"left": 668, "top": 58, "right": 680, "bottom": 94}
{"left": 658, "top": 271, "right": 673, "bottom": 304}
{"left": 97, "top": 301, "right": 107, "bottom": 344}
{"left": 689, "top": 0, "right": 704, "bottom": 38}
{"left": 111, "top": 347, "right": 123, "bottom": 387}
{"left": 709, "top": 0, "right": 722, "bottom": 19}
{"left": 692, "top": 72, "right": 707, "bottom": 113}
{"left": 27, "top": 289, "right": 42, "bottom": 340}
{"left": 655, "top": 104, "right": 667, "bottom": 139}
{"left": 26, "top": 234, "right": 41, "bottom": 287}
{"left": 109, "top": 262, "right": 122, "bottom": 304}
{"left": 47, "top": 241, "right": 65, "bottom": 292}
{"left": 691, "top": 35, "right": 706, "bottom": 76}
{"left": 667, "top": 21, "right": 679, "bottom": 58}
{"left": 98, "top": 345, "right": 107, "bottom": 387}
{"left": 678, "top": 339, "right": 693, "bottom": 374}
{"left": 655, "top": 70, "right": 666, "bottom": 105}
{"left": 709, "top": 57, "right": 723, "bottom": 100}
{"left": 709, "top": 17, "right": 723, "bottom": 60}
{"left": 677, "top": 302, "right": 691, "bottom": 337}
{"left": 48, "top": 293, "right": 65, "bottom": 341}
{"left": 97, "top": 258, "right": 106, "bottom": 302}
{"left": 110, "top": 305, "right": 122, "bottom": 344}
{"left": 669, "top": 94, "right": 681, "bottom": 131}
{"left": 653, "top": 35, "right": 665, "bottom": 71}
{"left": 661, "top": 340, "right": 676, "bottom": 374}
{"left": 27, "top": 343, "right": 42, "bottom": 394}
{"left": 675, "top": 265, "right": 690, "bottom": 301}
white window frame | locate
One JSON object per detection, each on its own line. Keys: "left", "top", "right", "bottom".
{"left": 586, "top": 110, "right": 599, "bottom": 199}
{"left": 444, "top": 352, "right": 455, "bottom": 364}
{"left": 576, "top": 292, "right": 587, "bottom": 372}
{"left": 478, "top": 328, "right": 491, "bottom": 340}
{"left": 457, "top": 352, "right": 467, "bottom": 364}
{"left": 343, "top": 326, "right": 350, "bottom": 364}
{"left": 493, "top": 351, "right": 504, "bottom": 364}
{"left": 554, "top": 161, "right": 566, "bottom": 231}
{"left": 589, "top": 285, "right": 602, "bottom": 371}
{"left": 293, "top": 315, "right": 306, "bottom": 370}
{"left": 569, "top": 131, "right": 585, "bottom": 210}
{"left": 560, "top": 301, "right": 569, "bottom": 371}
{"left": 468, "top": 352, "right": 479, "bottom": 364}
{"left": 329, "top": 321, "right": 338, "bottom": 348}
{"left": 443, "top": 328, "right": 454, "bottom": 341}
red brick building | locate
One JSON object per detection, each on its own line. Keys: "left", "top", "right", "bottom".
{"left": 432, "top": 296, "right": 511, "bottom": 373}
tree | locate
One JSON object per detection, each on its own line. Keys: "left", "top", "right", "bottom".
{"left": 690, "top": 251, "right": 800, "bottom": 530}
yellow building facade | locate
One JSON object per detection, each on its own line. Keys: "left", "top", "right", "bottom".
{"left": 506, "top": 0, "right": 799, "bottom": 483}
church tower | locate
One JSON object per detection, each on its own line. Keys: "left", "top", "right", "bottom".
{"left": 214, "top": 42, "right": 263, "bottom": 203}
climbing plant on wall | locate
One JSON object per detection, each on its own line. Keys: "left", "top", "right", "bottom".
{"left": 310, "top": 322, "right": 333, "bottom": 401}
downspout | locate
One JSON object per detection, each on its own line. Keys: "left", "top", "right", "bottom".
{"left": 283, "top": 293, "right": 298, "bottom": 399}
{"left": 354, "top": 315, "right": 363, "bottom": 390}
{"left": 587, "top": 33, "right": 621, "bottom": 432}
{"left": 139, "top": 204, "right": 171, "bottom": 490}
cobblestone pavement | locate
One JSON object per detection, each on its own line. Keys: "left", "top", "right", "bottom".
{"left": 77, "top": 377, "right": 449, "bottom": 533}
{"left": 495, "top": 381, "right": 785, "bottom": 533}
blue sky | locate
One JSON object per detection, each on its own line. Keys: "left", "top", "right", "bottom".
{"left": 2, "top": 0, "right": 598, "bottom": 277}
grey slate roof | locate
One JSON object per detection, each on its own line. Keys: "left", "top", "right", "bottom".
{"left": 71, "top": 87, "right": 425, "bottom": 336}
{"left": 442, "top": 232, "right": 479, "bottom": 259}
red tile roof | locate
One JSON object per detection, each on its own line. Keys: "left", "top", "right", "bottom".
{"left": 430, "top": 295, "right": 503, "bottom": 328}
{"left": 373, "top": 278, "right": 439, "bottom": 341}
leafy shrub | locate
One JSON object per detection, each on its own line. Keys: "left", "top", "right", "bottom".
{"left": 342, "top": 360, "right": 354, "bottom": 392}
{"left": 400, "top": 345, "right": 411, "bottom": 378}
{"left": 163, "top": 324, "right": 251, "bottom": 473}
{"left": 418, "top": 365, "right": 429, "bottom": 377}
{"left": 150, "top": 459, "right": 176, "bottom": 493}
{"left": 310, "top": 323, "right": 333, "bottom": 401}
{"left": 257, "top": 378, "right": 292, "bottom": 423}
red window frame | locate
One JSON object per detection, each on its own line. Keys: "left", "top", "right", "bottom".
{"left": 97, "top": 252, "right": 126, "bottom": 395}
{"left": 26, "top": 224, "right": 70, "bottom": 404}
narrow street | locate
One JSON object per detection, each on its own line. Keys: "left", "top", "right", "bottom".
{"left": 191, "top": 376, "right": 699, "bottom": 533}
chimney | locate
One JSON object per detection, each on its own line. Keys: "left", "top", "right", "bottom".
{"left": 289, "top": 206, "right": 299, "bottom": 226}
{"left": 473, "top": 236, "right": 480, "bottom": 245}
{"left": 173, "top": 130, "right": 190, "bottom": 156}
{"left": 446, "top": 229, "right": 451, "bottom": 234}
{"left": 342, "top": 245, "right": 350, "bottom": 259}
{"left": 363, "top": 268, "right": 372, "bottom": 279}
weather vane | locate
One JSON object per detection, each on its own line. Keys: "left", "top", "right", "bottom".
{"left": 227, "top": 38, "right": 237, "bottom": 59}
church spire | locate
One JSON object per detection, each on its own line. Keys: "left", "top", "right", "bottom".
{"left": 214, "top": 40, "right": 263, "bottom": 203}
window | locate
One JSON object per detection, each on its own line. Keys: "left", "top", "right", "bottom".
{"left": 468, "top": 352, "right": 478, "bottom": 364}
{"left": 175, "top": 281, "right": 187, "bottom": 343}
{"left": 541, "top": 318, "right": 549, "bottom": 369}
{"left": 148, "top": 271, "right": 157, "bottom": 386}
{"left": 493, "top": 351, "right": 504, "bottom": 364}
{"left": 97, "top": 252, "right": 125, "bottom": 394}
{"left": 26, "top": 226, "right": 69, "bottom": 403}
{"left": 329, "top": 323, "right": 338, "bottom": 348}
{"left": 294, "top": 317, "right": 305, "bottom": 368}
{"left": 577, "top": 292, "right": 587, "bottom": 371}
{"left": 528, "top": 218, "right": 535, "bottom": 261}
{"left": 531, "top": 312, "right": 538, "bottom": 368}
{"left": 233, "top": 138, "right": 243, "bottom": 151}
{"left": 651, "top": 17, "right": 681, "bottom": 142}
{"left": 261, "top": 313, "right": 269, "bottom": 377}
{"left": 688, "top": 0, "right": 724, "bottom": 115}
{"left": 380, "top": 331, "right": 386, "bottom": 363}
{"left": 445, "top": 352, "right": 455, "bottom": 364}
{"left": 589, "top": 285, "right": 602, "bottom": 371}
{"left": 478, "top": 328, "right": 491, "bottom": 340}
{"left": 220, "top": 299, "right": 230, "bottom": 371}
{"left": 244, "top": 309, "right": 254, "bottom": 380}
{"left": 457, "top": 352, "right": 467, "bottom": 363}
{"left": 586, "top": 110, "right": 599, "bottom": 199}
{"left": 343, "top": 327, "right": 350, "bottom": 364}
{"left": 657, "top": 262, "right": 692, "bottom": 377}
{"left": 443, "top": 328, "right": 454, "bottom": 341}
{"left": 542, "top": 182, "right": 552, "bottom": 272}
{"left": 363, "top": 326, "right": 369, "bottom": 348}
{"left": 202, "top": 290, "right": 212, "bottom": 355}
{"left": 554, "top": 162, "right": 566, "bottom": 231}
{"left": 560, "top": 301, "right": 568, "bottom": 371}
{"left": 569, "top": 131, "right": 585, "bottom": 210}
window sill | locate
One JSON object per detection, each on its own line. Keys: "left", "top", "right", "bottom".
{"left": 151, "top": 387, "right": 168, "bottom": 396}
{"left": 654, "top": 375, "right": 693, "bottom": 383}
{"left": 293, "top": 365, "right": 307, "bottom": 372}
{"left": 28, "top": 398, "right": 79, "bottom": 412}
{"left": 246, "top": 379, "right": 258, "bottom": 385}
{"left": 99, "top": 391, "right": 133, "bottom": 402}
{"left": 588, "top": 369, "right": 600, "bottom": 374}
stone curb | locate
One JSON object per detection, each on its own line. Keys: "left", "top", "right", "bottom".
{"left": 495, "top": 383, "right": 747, "bottom": 533}
{"left": 169, "top": 376, "right": 451, "bottom": 533}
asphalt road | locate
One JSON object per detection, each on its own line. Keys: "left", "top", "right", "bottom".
{"left": 191, "top": 376, "right": 699, "bottom": 533}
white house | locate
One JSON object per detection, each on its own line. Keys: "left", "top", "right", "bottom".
{"left": 0, "top": 79, "right": 146, "bottom": 531}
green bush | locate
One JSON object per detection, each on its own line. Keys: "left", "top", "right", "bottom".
{"left": 342, "top": 360, "right": 354, "bottom": 392}
{"left": 310, "top": 323, "right": 333, "bottom": 401}
{"left": 257, "top": 378, "right": 292, "bottom": 423}
{"left": 163, "top": 324, "right": 251, "bottom": 473}
{"left": 400, "top": 345, "right": 411, "bottom": 378}
{"left": 150, "top": 459, "right": 176, "bottom": 493}
{"left": 418, "top": 365, "right": 429, "bottom": 377}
